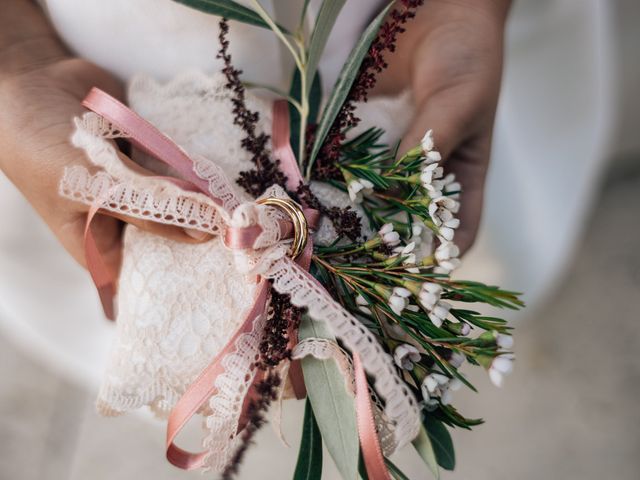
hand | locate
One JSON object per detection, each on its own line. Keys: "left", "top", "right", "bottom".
{"left": 375, "top": 0, "right": 511, "bottom": 253}
{"left": 0, "top": 0, "right": 209, "bottom": 275}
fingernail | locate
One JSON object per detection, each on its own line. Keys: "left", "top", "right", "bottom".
{"left": 183, "top": 228, "right": 209, "bottom": 241}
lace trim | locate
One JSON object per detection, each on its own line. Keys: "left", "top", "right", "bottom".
{"left": 59, "top": 166, "right": 224, "bottom": 235}
{"left": 266, "top": 257, "right": 421, "bottom": 452}
{"left": 202, "top": 303, "right": 268, "bottom": 472}
{"left": 193, "top": 155, "right": 241, "bottom": 214}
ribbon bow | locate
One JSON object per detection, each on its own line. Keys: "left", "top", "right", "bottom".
{"left": 79, "top": 88, "right": 420, "bottom": 479}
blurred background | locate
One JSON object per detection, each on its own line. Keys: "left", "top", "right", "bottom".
{"left": 1, "top": 0, "right": 639, "bottom": 479}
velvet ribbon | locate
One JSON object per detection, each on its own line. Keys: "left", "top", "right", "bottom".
{"left": 79, "top": 87, "right": 389, "bottom": 479}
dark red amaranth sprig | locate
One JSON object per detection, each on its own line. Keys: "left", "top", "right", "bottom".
{"left": 222, "top": 290, "right": 303, "bottom": 478}
{"left": 258, "top": 290, "right": 304, "bottom": 369}
{"left": 297, "top": 184, "right": 363, "bottom": 242}
{"left": 217, "top": 18, "right": 288, "bottom": 197}
{"left": 313, "top": 0, "right": 424, "bottom": 179}
{"left": 221, "top": 370, "right": 281, "bottom": 480}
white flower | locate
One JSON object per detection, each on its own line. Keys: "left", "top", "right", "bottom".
{"left": 393, "top": 242, "right": 418, "bottom": 272}
{"left": 429, "top": 196, "right": 460, "bottom": 226}
{"left": 418, "top": 282, "right": 442, "bottom": 310}
{"left": 496, "top": 333, "right": 514, "bottom": 350}
{"left": 489, "top": 355, "right": 514, "bottom": 387}
{"left": 420, "top": 162, "right": 443, "bottom": 184}
{"left": 425, "top": 150, "right": 442, "bottom": 163}
{"left": 420, "top": 163, "right": 445, "bottom": 197}
{"left": 459, "top": 322, "right": 471, "bottom": 336}
{"left": 435, "top": 242, "right": 460, "bottom": 262}
{"left": 429, "top": 301, "right": 452, "bottom": 327}
{"left": 421, "top": 372, "right": 457, "bottom": 405}
{"left": 443, "top": 173, "right": 461, "bottom": 199}
{"left": 449, "top": 352, "right": 466, "bottom": 369}
{"left": 433, "top": 242, "right": 461, "bottom": 273}
{"left": 378, "top": 223, "right": 401, "bottom": 247}
{"left": 355, "top": 294, "right": 372, "bottom": 315}
{"left": 388, "top": 287, "right": 411, "bottom": 315}
{"left": 347, "top": 177, "right": 374, "bottom": 203}
{"left": 440, "top": 387, "right": 453, "bottom": 406}
{"left": 393, "top": 344, "right": 421, "bottom": 370}
{"left": 434, "top": 257, "right": 461, "bottom": 275}
{"left": 410, "top": 222, "right": 424, "bottom": 246}
{"left": 437, "top": 226, "right": 455, "bottom": 242}
{"left": 423, "top": 372, "right": 449, "bottom": 395}
{"left": 421, "top": 129, "right": 434, "bottom": 153}
{"left": 421, "top": 371, "right": 463, "bottom": 406}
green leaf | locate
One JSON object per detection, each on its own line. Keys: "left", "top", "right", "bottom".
{"left": 385, "top": 458, "right": 411, "bottom": 480}
{"left": 293, "top": 400, "right": 323, "bottom": 480}
{"left": 299, "top": 316, "right": 359, "bottom": 480}
{"left": 306, "top": 2, "right": 394, "bottom": 176}
{"left": 424, "top": 416, "right": 456, "bottom": 471}
{"left": 412, "top": 425, "right": 440, "bottom": 479}
{"left": 305, "top": 0, "right": 346, "bottom": 96}
{"left": 172, "top": 0, "right": 289, "bottom": 32}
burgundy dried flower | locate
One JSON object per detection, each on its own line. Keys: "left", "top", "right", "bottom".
{"left": 313, "top": 1, "right": 424, "bottom": 179}
{"left": 217, "top": 18, "right": 288, "bottom": 197}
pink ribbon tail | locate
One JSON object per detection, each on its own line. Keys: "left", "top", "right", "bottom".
{"left": 354, "top": 352, "right": 391, "bottom": 480}
{"left": 165, "top": 280, "right": 270, "bottom": 470}
{"left": 83, "top": 204, "right": 117, "bottom": 320}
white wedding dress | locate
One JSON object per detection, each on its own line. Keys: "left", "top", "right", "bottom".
{"left": 0, "top": 0, "right": 619, "bottom": 476}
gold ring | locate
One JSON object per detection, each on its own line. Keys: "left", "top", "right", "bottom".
{"left": 256, "top": 197, "right": 309, "bottom": 259}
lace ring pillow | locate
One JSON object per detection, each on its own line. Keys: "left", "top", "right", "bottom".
{"left": 59, "top": 72, "right": 414, "bottom": 470}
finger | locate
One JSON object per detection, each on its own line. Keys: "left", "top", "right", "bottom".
{"left": 399, "top": 91, "right": 491, "bottom": 253}
{"left": 398, "top": 89, "right": 471, "bottom": 159}
{"left": 445, "top": 144, "right": 488, "bottom": 254}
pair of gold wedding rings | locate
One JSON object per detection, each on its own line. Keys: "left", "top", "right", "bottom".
{"left": 256, "top": 197, "right": 309, "bottom": 259}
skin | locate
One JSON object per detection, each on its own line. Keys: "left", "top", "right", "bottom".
{"left": 0, "top": 0, "right": 509, "bottom": 276}
{"left": 377, "top": 0, "right": 511, "bottom": 252}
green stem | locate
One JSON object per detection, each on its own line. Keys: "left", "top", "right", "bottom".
{"left": 249, "top": 0, "right": 302, "bottom": 70}
{"left": 249, "top": 0, "right": 309, "bottom": 167}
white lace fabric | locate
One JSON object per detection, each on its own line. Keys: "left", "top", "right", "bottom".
{"left": 59, "top": 71, "right": 420, "bottom": 470}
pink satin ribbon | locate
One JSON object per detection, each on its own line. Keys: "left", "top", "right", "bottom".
{"left": 79, "top": 88, "right": 389, "bottom": 477}
{"left": 83, "top": 204, "right": 117, "bottom": 320}
{"left": 354, "top": 353, "right": 392, "bottom": 480}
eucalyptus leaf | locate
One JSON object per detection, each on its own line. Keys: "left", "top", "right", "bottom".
{"left": 412, "top": 425, "right": 440, "bottom": 479}
{"left": 385, "top": 458, "right": 411, "bottom": 480}
{"left": 307, "top": 2, "right": 394, "bottom": 176}
{"left": 299, "top": 316, "right": 359, "bottom": 480}
{"left": 172, "top": 0, "right": 289, "bottom": 32}
{"left": 306, "top": 0, "right": 346, "bottom": 95}
{"left": 293, "top": 400, "right": 323, "bottom": 480}
{"left": 424, "top": 416, "right": 456, "bottom": 471}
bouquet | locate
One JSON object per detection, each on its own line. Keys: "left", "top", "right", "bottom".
{"left": 59, "top": 1, "right": 523, "bottom": 479}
